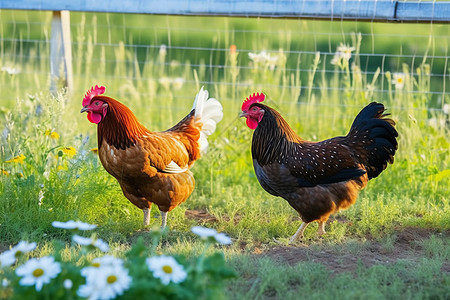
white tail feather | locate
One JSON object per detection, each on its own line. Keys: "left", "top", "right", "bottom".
{"left": 192, "top": 87, "right": 223, "bottom": 153}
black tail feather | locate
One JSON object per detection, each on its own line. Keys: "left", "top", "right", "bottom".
{"left": 348, "top": 102, "right": 398, "bottom": 179}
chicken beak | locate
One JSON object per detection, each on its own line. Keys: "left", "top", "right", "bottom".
{"left": 239, "top": 111, "right": 247, "bottom": 118}
{"left": 80, "top": 106, "right": 89, "bottom": 113}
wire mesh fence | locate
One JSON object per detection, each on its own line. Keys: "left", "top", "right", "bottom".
{"left": 0, "top": 9, "right": 449, "bottom": 132}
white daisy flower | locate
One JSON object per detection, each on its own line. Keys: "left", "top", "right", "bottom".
{"left": 1, "top": 66, "right": 21, "bottom": 75}
{"left": 191, "top": 226, "right": 217, "bottom": 239}
{"left": 248, "top": 51, "right": 268, "bottom": 64}
{"left": 81, "top": 255, "right": 124, "bottom": 278}
{"left": 336, "top": 43, "right": 355, "bottom": 61}
{"left": 15, "top": 256, "right": 61, "bottom": 292}
{"left": 0, "top": 251, "right": 16, "bottom": 268}
{"left": 392, "top": 72, "right": 406, "bottom": 90}
{"left": 78, "top": 264, "right": 132, "bottom": 300}
{"left": 92, "top": 255, "right": 124, "bottom": 268}
{"left": 191, "top": 226, "right": 232, "bottom": 245}
{"left": 0, "top": 241, "right": 37, "bottom": 267}
{"left": 146, "top": 255, "right": 187, "bottom": 285}
{"left": 214, "top": 232, "right": 232, "bottom": 245}
{"left": 248, "top": 50, "right": 279, "bottom": 70}
{"left": 52, "top": 220, "right": 97, "bottom": 231}
{"left": 72, "top": 235, "right": 109, "bottom": 252}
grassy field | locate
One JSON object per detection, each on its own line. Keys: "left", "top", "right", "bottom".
{"left": 0, "top": 10, "right": 449, "bottom": 299}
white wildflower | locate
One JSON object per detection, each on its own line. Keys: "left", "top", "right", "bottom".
{"left": 191, "top": 226, "right": 217, "bottom": 239}
{"left": 214, "top": 232, "right": 232, "bottom": 245}
{"left": 78, "top": 263, "right": 132, "bottom": 300}
{"left": 248, "top": 50, "right": 279, "bottom": 69}
{"left": 331, "top": 43, "right": 355, "bottom": 67}
{"left": 72, "top": 235, "right": 109, "bottom": 252}
{"left": 191, "top": 226, "right": 232, "bottom": 245}
{"left": 82, "top": 255, "right": 124, "bottom": 277}
{"left": 146, "top": 255, "right": 187, "bottom": 285}
{"left": 15, "top": 256, "right": 61, "bottom": 292}
{"left": 52, "top": 220, "right": 97, "bottom": 231}
{"left": 248, "top": 51, "right": 268, "bottom": 64}
{"left": 392, "top": 72, "right": 405, "bottom": 90}
{"left": 1, "top": 66, "right": 21, "bottom": 75}
{"left": 336, "top": 43, "right": 355, "bottom": 61}
{"left": 0, "top": 241, "right": 37, "bottom": 267}
{"left": 443, "top": 104, "right": 450, "bottom": 115}
{"left": 0, "top": 251, "right": 16, "bottom": 268}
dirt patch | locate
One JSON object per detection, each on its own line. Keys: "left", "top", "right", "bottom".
{"left": 262, "top": 227, "right": 449, "bottom": 274}
{"left": 185, "top": 209, "right": 218, "bottom": 223}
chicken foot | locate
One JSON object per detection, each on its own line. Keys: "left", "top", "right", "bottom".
{"left": 289, "top": 222, "right": 310, "bottom": 244}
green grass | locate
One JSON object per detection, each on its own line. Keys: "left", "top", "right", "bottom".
{"left": 0, "top": 10, "right": 449, "bottom": 299}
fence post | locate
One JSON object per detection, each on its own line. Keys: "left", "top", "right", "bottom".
{"left": 50, "top": 10, "right": 73, "bottom": 94}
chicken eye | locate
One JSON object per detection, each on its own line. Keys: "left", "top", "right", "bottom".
{"left": 94, "top": 101, "right": 100, "bottom": 106}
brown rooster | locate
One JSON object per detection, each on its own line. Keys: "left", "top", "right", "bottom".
{"left": 240, "top": 93, "right": 398, "bottom": 242}
{"left": 80, "top": 85, "right": 223, "bottom": 227}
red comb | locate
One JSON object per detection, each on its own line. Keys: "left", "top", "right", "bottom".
{"left": 82, "top": 85, "right": 106, "bottom": 106}
{"left": 241, "top": 92, "right": 265, "bottom": 111}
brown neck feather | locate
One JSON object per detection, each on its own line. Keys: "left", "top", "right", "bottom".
{"left": 95, "top": 96, "right": 149, "bottom": 149}
{"left": 251, "top": 104, "right": 302, "bottom": 165}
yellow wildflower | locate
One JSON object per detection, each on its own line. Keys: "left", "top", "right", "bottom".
{"left": 45, "top": 129, "right": 60, "bottom": 139}
{"left": 5, "top": 154, "right": 26, "bottom": 163}
{"left": 61, "top": 147, "right": 76, "bottom": 157}
{"left": 1, "top": 169, "right": 9, "bottom": 176}
{"left": 57, "top": 165, "right": 67, "bottom": 171}
{"left": 90, "top": 148, "right": 98, "bottom": 155}
{"left": 50, "top": 132, "right": 60, "bottom": 139}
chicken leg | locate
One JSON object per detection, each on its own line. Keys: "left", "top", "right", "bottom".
{"left": 143, "top": 207, "right": 151, "bottom": 226}
{"left": 289, "top": 222, "right": 310, "bottom": 244}
{"left": 317, "top": 222, "right": 326, "bottom": 236}
{"left": 160, "top": 211, "right": 168, "bottom": 228}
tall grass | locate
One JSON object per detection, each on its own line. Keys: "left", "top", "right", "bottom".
{"left": 0, "top": 10, "right": 449, "bottom": 299}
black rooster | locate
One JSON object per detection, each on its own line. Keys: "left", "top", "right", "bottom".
{"left": 240, "top": 93, "right": 398, "bottom": 242}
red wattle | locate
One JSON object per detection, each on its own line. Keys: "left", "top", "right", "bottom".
{"left": 87, "top": 112, "right": 102, "bottom": 124}
{"left": 246, "top": 118, "right": 259, "bottom": 130}
{"left": 87, "top": 112, "right": 94, "bottom": 123}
